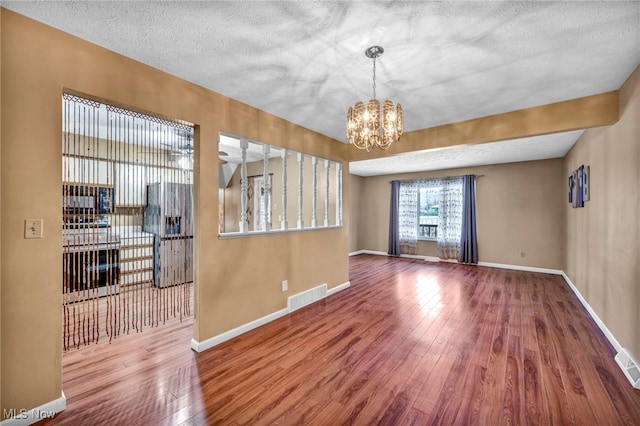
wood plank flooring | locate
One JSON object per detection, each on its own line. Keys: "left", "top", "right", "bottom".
{"left": 39, "top": 254, "right": 640, "bottom": 425}
{"left": 63, "top": 282, "right": 193, "bottom": 352}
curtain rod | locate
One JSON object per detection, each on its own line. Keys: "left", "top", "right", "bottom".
{"left": 389, "top": 174, "right": 484, "bottom": 183}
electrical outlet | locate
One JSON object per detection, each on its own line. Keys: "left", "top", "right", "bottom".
{"left": 281, "top": 280, "right": 288, "bottom": 292}
{"left": 520, "top": 251, "right": 526, "bottom": 258}
{"left": 25, "top": 219, "right": 43, "bottom": 239}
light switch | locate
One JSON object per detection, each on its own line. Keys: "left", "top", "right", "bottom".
{"left": 24, "top": 219, "right": 43, "bottom": 239}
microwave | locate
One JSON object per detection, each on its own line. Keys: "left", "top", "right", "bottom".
{"left": 63, "top": 184, "right": 113, "bottom": 215}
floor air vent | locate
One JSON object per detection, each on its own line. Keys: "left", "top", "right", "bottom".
{"left": 288, "top": 284, "right": 327, "bottom": 312}
{"left": 615, "top": 348, "right": 640, "bottom": 389}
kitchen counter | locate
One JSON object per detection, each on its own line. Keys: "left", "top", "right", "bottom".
{"left": 62, "top": 228, "right": 121, "bottom": 253}
{"left": 112, "top": 226, "right": 155, "bottom": 288}
{"left": 111, "top": 226, "right": 154, "bottom": 239}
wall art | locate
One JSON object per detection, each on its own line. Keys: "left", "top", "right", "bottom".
{"left": 568, "top": 165, "right": 589, "bottom": 208}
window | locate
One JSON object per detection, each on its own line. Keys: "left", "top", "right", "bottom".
{"left": 418, "top": 185, "right": 440, "bottom": 240}
{"left": 218, "top": 133, "right": 343, "bottom": 236}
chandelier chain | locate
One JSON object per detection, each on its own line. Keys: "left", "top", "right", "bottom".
{"left": 372, "top": 56, "right": 377, "bottom": 99}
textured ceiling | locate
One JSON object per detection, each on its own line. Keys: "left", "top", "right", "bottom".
{"left": 4, "top": 1, "right": 640, "bottom": 176}
{"left": 350, "top": 130, "right": 585, "bottom": 176}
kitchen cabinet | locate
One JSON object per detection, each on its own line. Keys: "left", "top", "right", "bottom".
{"left": 156, "top": 167, "right": 192, "bottom": 185}
{"left": 133, "top": 166, "right": 191, "bottom": 213}
{"left": 119, "top": 231, "right": 154, "bottom": 288}
{"left": 115, "top": 163, "right": 147, "bottom": 206}
{"left": 63, "top": 156, "right": 113, "bottom": 186}
{"left": 155, "top": 237, "right": 193, "bottom": 288}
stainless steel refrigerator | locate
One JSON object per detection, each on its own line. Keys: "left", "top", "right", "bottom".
{"left": 143, "top": 182, "right": 193, "bottom": 288}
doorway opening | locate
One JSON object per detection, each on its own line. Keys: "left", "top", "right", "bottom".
{"left": 62, "top": 93, "right": 194, "bottom": 351}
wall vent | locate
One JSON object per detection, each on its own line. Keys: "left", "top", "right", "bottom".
{"left": 615, "top": 348, "right": 640, "bottom": 389}
{"left": 288, "top": 284, "right": 327, "bottom": 312}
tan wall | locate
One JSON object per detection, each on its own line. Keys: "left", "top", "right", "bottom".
{"left": 355, "top": 158, "right": 565, "bottom": 269}
{"left": 0, "top": 9, "right": 349, "bottom": 416}
{"left": 0, "top": 8, "right": 3, "bottom": 411}
{"left": 348, "top": 173, "right": 363, "bottom": 252}
{"left": 564, "top": 65, "right": 640, "bottom": 362}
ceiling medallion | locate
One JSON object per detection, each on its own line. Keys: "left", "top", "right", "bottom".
{"left": 347, "top": 45, "right": 403, "bottom": 151}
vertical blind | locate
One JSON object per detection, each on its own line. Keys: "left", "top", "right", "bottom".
{"left": 62, "top": 93, "right": 193, "bottom": 350}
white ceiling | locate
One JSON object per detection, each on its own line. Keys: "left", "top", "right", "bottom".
{"left": 350, "top": 130, "right": 585, "bottom": 176}
{"left": 4, "top": 1, "right": 640, "bottom": 176}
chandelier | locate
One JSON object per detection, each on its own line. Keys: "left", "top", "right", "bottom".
{"left": 347, "top": 46, "right": 403, "bottom": 151}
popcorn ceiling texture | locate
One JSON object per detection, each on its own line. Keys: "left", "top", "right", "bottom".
{"left": 4, "top": 1, "right": 640, "bottom": 175}
{"left": 350, "top": 130, "right": 585, "bottom": 177}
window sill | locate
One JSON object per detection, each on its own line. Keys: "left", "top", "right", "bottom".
{"left": 418, "top": 237, "right": 437, "bottom": 242}
{"left": 219, "top": 225, "right": 343, "bottom": 239}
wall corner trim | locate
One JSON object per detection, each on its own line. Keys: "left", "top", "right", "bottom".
{"left": 0, "top": 392, "right": 66, "bottom": 426}
{"left": 191, "top": 280, "right": 351, "bottom": 353}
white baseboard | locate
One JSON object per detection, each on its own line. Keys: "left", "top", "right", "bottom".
{"left": 327, "top": 281, "right": 350, "bottom": 297}
{"left": 350, "top": 250, "right": 438, "bottom": 262}
{"left": 191, "top": 308, "right": 289, "bottom": 353}
{"left": 191, "top": 281, "right": 351, "bottom": 353}
{"left": 352, "top": 250, "right": 564, "bottom": 275}
{"left": 0, "top": 392, "right": 65, "bottom": 426}
{"left": 561, "top": 272, "right": 622, "bottom": 354}
{"left": 400, "top": 254, "right": 426, "bottom": 260}
{"left": 478, "top": 261, "right": 563, "bottom": 275}
{"left": 561, "top": 272, "right": 640, "bottom": 389}
{"left": 357, "top": 250, "right": 388, "bottom": 256}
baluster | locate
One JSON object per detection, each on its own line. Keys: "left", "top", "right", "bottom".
{"left": 281, "top": 149, "right": 288, "bottom": 230}
{"left": 336, "top": 163, "right": 343, "bottom": 226}
{"left": 297, "top": 153, "right": 304, "bottom": 229}
{"left": 311, "top": 157, "right": 318, "bottom": 227}
{"left": 324, "top": 160, "right": 330, "bottom": 227}
{"left": 262, "top": 144, "right": 271, "bottom": 231}
{"left": 239, "top": 139, "right": 248, "bottom": 233}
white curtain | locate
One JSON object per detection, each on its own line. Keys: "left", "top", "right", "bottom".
{"left": 437, "top": 177, "right": 463, "bottom": 259}
{"left": 399, "top": 181, "right": 419, "bottom": 255}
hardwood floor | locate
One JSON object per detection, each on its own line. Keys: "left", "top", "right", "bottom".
{"left": 63, "top": 282, "right": 193, "bottom": 351}
{"left": 40, "top": 254, "right": 640, "bottom": 425}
